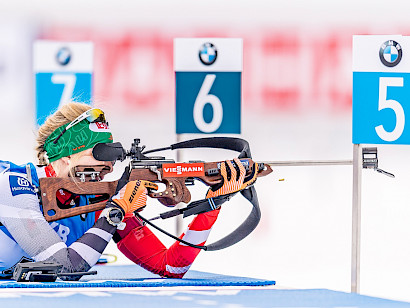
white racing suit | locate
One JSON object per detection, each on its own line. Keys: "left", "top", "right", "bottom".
{"left": 0, "top": 161, "right": 116, "bottom": 279}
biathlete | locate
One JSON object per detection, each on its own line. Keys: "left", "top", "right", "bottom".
{"left": 0, "top": 102, "right": 257, "bottom": 279}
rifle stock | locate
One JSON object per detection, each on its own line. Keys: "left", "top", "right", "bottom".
{"left": 40, "top": 179, "right": 117, "bottom": 222}
{"left": 40, "top": 158, "right": 272, "bottom": 222}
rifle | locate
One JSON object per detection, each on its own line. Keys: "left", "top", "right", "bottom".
{"left": 39, "top": 137, "right": 272, "bottom": 251}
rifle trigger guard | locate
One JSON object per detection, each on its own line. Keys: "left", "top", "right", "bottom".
{"left": 149, "top": 166, "right": 162, "bottom": 181}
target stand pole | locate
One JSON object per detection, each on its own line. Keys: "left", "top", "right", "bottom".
{"left": 265, "top": 149, "right": 363, "bottom": 293}
{"left": 351, "top": 144, "right": 362, "bottom": 293}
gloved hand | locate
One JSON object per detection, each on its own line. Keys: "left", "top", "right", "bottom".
{"left": 109, "top": 180, "right": 156, "bottom": 214}
{"left": 206, "top": 158, "right": 258, "bottom": 198}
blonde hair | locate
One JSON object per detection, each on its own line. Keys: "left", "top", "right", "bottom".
{"left": 36, "top": 103, "right": 92, "bottom": 165}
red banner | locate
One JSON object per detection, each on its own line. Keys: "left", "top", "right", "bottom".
{"left": 42, "top": 27, "right": 355, "bottom": 113}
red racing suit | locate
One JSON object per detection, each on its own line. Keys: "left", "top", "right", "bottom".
{"left": 114, "top": 209, "right": 220, "bottom": 278}
{"left": 109, "top": 157, "right": 254, "bottom": 278}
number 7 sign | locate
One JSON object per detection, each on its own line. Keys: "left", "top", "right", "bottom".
{"left": 353, "top": 35, "right": 410, "bottom": 144}
{"left": 34, "top": 41, "right": 93, "bottom": 126}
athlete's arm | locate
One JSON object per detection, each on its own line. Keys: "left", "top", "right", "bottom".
{"left": 0, "top": 177, "right": 147, "bottom": 280}
{"left": 0, "top": 187, "right": 116, "bottom": 280}
{"left": 116, "top": 209, "right": 220, "bottom": 278}
{"left": 115, "top": 159, "right": 253, "bottom": 278}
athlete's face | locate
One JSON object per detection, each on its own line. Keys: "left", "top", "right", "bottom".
{"left": 69, "top": 149, "right": 113, "bottom": 180}
{"left": 53, "top": 148, "right": 113, "bottom": 179}
{"left": 73, "top": 149, "right": 104, "bottom": 165}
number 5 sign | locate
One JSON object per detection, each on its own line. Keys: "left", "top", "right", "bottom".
{"left": 353, "top": 35, "right": 410, "bottom": 144}
{"left": 34, "top": 41, "right": 93, "bottom": 126}
{"left": 174, "top": 38, "right": 242, "bottom": 134}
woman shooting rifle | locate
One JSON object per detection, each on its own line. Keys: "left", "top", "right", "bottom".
{"left": 0, "top": 102, "right": 257, "bottom": 279}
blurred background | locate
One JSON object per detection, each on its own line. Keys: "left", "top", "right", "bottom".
{"left": 1, "top": 0, "right": 410, "bottom": 303}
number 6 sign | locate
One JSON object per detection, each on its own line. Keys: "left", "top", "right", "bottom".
{"left": 353, "top": 35, "right": 410, "bottom": 144}
{"left": 174, "top": 38, "right": 242, "bottom": 134}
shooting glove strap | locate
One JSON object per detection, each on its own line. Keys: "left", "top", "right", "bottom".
{"left": 181, "top": 195, "right": 232, "bottom": 218}
{"left": 154, "top": 194, "right": 232, "bottom": 220}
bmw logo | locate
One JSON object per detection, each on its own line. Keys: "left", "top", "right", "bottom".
{"left": 379, "top": 40, "right": 402, "bottom": 67}
{"left": 56, "top": 47, "right": 72, "bottom": 66}
{"left": 199, "top": 42, "right": 217, "bottom": 66}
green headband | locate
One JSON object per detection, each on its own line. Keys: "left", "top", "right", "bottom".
{"left": 44, "top": 120, "right": 113, "bottom": 162}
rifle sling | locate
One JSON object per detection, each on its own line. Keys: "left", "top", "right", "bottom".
{"left": 206, "top": 186, "right": 260, "bottom": 251}
{"left": 137, "top": 186, "right": 260, "bottom": 251}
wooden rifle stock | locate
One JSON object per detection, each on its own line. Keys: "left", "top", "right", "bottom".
{"left": 40, "top": 159, "right": 272, "bottom": 222}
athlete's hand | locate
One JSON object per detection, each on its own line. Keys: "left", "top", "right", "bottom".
{"left": 109, "top": 180, "right": 156, "bottom": 214}
{"left": 206, "top": 158, "right": 258, "bottom": 198}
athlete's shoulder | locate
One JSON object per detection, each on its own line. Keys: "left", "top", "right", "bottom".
{"left": 0, "top": 160, "right": 11, "bottom": 174}
{"left": 0, "top": 160, "right": 32, "bottom": 174}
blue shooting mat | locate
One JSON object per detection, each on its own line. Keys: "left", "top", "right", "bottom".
{"left": 1, "top": 266, "right": 410, "bottom": 307}
{"left": 0, "top": 285, "right": 410, "bottom": 308}
{"left": 0, "top": 264, "right": 276, "bottom": 288}
{"left": 0, "top": 266, "right": 409, "bottom": 307}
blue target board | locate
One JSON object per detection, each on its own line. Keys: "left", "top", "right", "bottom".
{"left": 353, "top": 35, "right": 410, "bottom": 144}
{"left": 174, "top": 38, "right": 242, "bottom": 134}
{"left": 34, "top": 41, "right": 93, "bottom": 126}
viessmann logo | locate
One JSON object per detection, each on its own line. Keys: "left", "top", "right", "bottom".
{"left": 162, "top": 163, "right": 205, "bottom": 177}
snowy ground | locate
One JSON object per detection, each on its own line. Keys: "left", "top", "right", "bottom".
{"left": 1, "top": 107, "right": 410, "bottom": 303}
